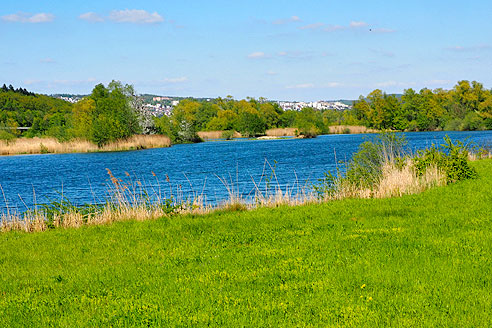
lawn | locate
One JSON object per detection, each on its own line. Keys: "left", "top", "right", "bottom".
{"left": 1, "top": 159, "right": 491, "bottom": 327}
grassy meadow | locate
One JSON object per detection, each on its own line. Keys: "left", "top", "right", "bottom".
{"left": 0, "top": 159, "right": 491, "bottom": 326}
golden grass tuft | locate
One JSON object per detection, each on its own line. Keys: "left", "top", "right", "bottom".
{"left": 197, "top": 131, "right": 242, "bottom": 140}
{"left": 0, "top": 135, "right": 171, "bottom": 156}
{"left": 328, "top": 125, "right": 379, "bottom": 134}
{"left": 0, "top": 158, "right": 448, "bottom": 233}
{"left": 265, "top": 128, "right": 297, "bottom": 137}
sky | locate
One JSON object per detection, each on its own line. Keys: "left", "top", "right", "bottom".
{"left": 1, "top": 0, "right": 492, "bottom": 101}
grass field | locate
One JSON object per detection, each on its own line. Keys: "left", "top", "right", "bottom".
{"left": 1, "top": 159, "right": 491, "bottom": 327}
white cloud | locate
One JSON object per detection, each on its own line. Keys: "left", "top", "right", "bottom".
{"left": 299, "top": 23, "right": 324, "bottom": 30}
{"left": 324, "top": 82, "right": 343, "bottom": 88}
{"left": 108, "top": 9, "right": 164, "bottom": 24}
{"left": 370, "top": 28, "right": 396, "bottom": 33}
{"left": 1, "top": 12, "right": 54, "bottom": 23}
{"left": 324, "top": 25, "right": 346, "bottom": 32}
{"left": 162, "top": 77, "right": 188, "bottom": 83}
{"left": 79, "top": 12, "right": 104, "bottom": 22}
{"left": 350, "top": 21, "right": 368, "bottom": 28}
{"left": 248, "top": 52, "right": 269, "bottom": 59}
{"left": 286, "top": 83, "right": 315, "bottom": 89}
{"left": 273, "top": 15, "right": 301, "bottom": 25}
{"left": 266, "top": 70, "right": 278, "bottom": 76}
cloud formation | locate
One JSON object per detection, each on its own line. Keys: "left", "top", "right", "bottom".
{"left": 79, "top": 12, "right": 104, "bottom": 23}
{"left": 108, "top": 9, "right": 164, "bottom": 24}
{"left": 79, "top": 9, "right": 165, "bottom": 24}
{"left": 1, "top": 12, "right": 54, "bottom": 23}
{"left": 247, "top": 52, "right": 269, "bottom": 59}
{"left": 297, "top": 20, "right": 395, "bottom": 34}
{"left": 299, "top": 23, "right": 324, "bottom": 30}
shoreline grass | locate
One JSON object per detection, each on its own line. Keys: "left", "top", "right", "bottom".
{"left": 2, "top": 134, "right": 486, "bottom": 233}
{"left": 0, "top": 134, "right": 171, "bottom": 156}
{"left": 0, "top": 159, "right": 491, "bottom": 326}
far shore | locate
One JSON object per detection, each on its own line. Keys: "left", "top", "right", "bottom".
{"left": 197, "top": 125, "right": 379, "bottom": 141}
{"left": 0, "top": 135, "right": 171, "bottom": 156}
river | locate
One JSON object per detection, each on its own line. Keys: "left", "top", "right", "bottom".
{"left": 1, "top": 131, "right": 491, "bottom": 212}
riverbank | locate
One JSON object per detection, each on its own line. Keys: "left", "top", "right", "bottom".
{"left": 0, "top": 135, "right": 171, "bottom": 156}
{"left": 198, "top": 126, "right": 379, "bottom": 141}
{"left": 1, "top": 158, "right": 491, "bottom": 326}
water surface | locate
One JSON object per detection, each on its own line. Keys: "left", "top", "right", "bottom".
{"left": 1, "top": 131, "right": 491, "bottom": 212}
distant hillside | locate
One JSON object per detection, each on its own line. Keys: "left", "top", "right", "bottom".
{"left": 1, "top": 86, "right": 73, "bottom": 138}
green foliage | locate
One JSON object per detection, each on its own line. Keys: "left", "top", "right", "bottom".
{"left": 0, "top": 86, "right": 73, "bottom": 139}
{"left": 413, "top": 135, "right": 477, "bottom": 183}
{"left": 89, "top": 81, "right": 142, "bottom": 146}
{"left": 353, "top": 80, "right": 492, "bottom": 131}
{"left": 222, "top": 130, "right": 234, "bottom": 140}
{"left": 0, "top": 130, "right": 15, "bottom": 142}
{"left": 344, "top": 133, "right": 408, "bottom": 188}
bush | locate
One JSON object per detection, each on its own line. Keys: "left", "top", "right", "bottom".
{"left": 222, "top": 130, "right": 234, "bottom": 140}
{"left": 344, "top": 133, "right": 407, "bottom": 188}
{"left": 0, "top": 130, "right": 16, "bottom": 142}
{"left": 413, "top": 135, "right": 477, "bottom": 183}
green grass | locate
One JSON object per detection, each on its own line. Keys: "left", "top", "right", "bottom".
{"left": 1, "top": 160, "right": 492, "bottom": 327}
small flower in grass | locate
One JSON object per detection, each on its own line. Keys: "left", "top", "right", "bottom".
{"left": 367, "top": 297, "right": 373, "bottom": 302}
{"left": 361, "top": 284, "right": 366, "bottom": 289}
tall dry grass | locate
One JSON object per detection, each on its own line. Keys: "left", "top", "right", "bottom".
{"left": 0, "top": 153, "right": 449, "bottom": 233}
{"left": 328, "top": 125, "right": 378, "bottom": 134}
{"left": 0, "top": 135, "right": 171, "bottom": 156}
{"left": 197, "top": 131, "right": 242, "bottom": 140}
{"left": 331, "top": 163, "right": 446, "bottom": 200}
{"left": 265, "top": 128, "right": 298, "bottom": 137}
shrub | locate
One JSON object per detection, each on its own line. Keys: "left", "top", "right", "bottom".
{"left": 413, "top": 135, "right": 477, "bottom": 183}
{"left": 0, "top": 130, "right": 16, "bottom": 142}
{"left": 222, "top": 130, "right": 234, "bottom": 140}
{"left": 344, "top": 132, "right": 407, "bottom": 188}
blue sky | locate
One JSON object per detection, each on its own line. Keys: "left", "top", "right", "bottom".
{"left": 1, "top": 0, "right": 491, "bottom": 101}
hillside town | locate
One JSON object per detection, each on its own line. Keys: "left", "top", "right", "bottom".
{"left": 52, "top": 94, "right": 353, "bottom": 117}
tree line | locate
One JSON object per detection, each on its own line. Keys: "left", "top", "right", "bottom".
{"left": 353, "top": 80, "right": 492, "bottom": 131}
{"left": 1, "top": 80, "right": 491, "bottom": 145}
{"left": 153, "top": 97, "right": 356, "bottom": 143}
{"left": 0, "top": 81, "right": 142, "bottom": 145}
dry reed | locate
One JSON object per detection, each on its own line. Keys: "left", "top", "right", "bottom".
{"left": 265, "top": 128, "right": 297, "bottom": 137}
{"left": 0, "top": 135, "right": 171, "bottom": 156}
{"left": 328, "top": 125, "right": 379, "bottom": 134}
{"left": 197, "top": 131, "right": 242, "bottom": 140}
{"left": 0, "top": 158, "right": 448, "bottom": 233}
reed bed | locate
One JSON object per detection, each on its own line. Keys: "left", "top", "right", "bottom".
{"left": 0, "top": 159, "right": 447, "bottom": 232}
{"left": 265, "top": 128, "right": 297, "bottom": 137}
{"left": 197, "top": 131, "right": 242, "bottom": 140}
{"left": 0, "top": 135, "right": 171, "bottom": 156}
{"left": 2, "top": 134, "right": 474, "bottom": 233}
{"left": 328, "top": 125, "right": 378, "bottom": 134}
{"left": 0, "top": 160, "right": 446, "bottom": 233}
